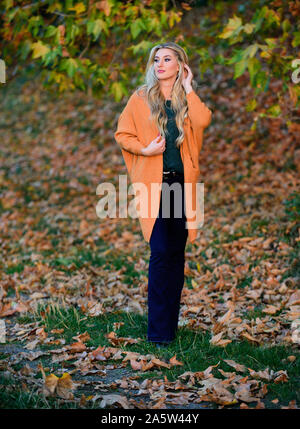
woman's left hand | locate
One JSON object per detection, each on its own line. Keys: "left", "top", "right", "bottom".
{"left": 181, "top": 63, "right": 193, "bottom": 92}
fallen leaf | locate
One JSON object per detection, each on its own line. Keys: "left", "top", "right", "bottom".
{"left": 98, "top": 394, "right": 130, "bottom": 409}
{"left": 56, "top": 373, "right": 76, "bottom": 399}
{"left": 169, "top": 355, "right": 184, "bottom": 366}
{"left": 223, "top": 359, "right": 247, "bottom": 373}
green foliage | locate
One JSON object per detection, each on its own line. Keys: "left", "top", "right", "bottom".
{"left": 1, "top": 0, "right": 183, "bottom": 99}
{"left": 217, "top": 0, "right": 300, "bottom": 115}
{"left": 0, "top": 0, "right": 299, "bottom": 115}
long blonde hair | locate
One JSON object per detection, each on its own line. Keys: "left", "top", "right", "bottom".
{"left": 136, "top": 42, "right": 198, "bottom": 149}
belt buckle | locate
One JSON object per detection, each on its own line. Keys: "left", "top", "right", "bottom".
{"left": 163, "top": 170, "right": 176, "bottom": 177}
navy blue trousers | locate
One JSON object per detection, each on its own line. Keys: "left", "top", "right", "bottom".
{"left": 147, "top": 174, "right": 188, "bottom": 343}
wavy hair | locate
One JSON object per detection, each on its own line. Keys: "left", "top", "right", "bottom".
{"left": 136, "top": 42, "right": 198, "bottom": 149}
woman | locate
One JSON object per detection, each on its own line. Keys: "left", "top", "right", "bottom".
{"left": 114, "top": 42, "right": 212, "bottom": 348}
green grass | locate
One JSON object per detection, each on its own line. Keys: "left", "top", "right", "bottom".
{"left": 242, "top": 305, "right": 266, "bottom": 320}
{"left": 236, "top": 275, "right": 253, "bottom": 289}
{"left": 1, "top": 303, "right": 299, "bottom": 408}
{"left": 2, "top": 246, "right": 144, "bottom": 286}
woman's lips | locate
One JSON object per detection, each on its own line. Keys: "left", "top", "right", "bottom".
{"left": 158, "top": 70, "right": 165, "bottom": 73}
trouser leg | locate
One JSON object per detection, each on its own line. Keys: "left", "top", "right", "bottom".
{"left": 166, "top": 180, "right": 188, "bottom": 336}
{"left": 147, "top": 177, "right": 188, "bottom": 343}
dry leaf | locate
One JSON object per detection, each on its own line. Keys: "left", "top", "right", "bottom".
{"left": 223, "top": 359, "right": 247, "bottom": 373}
{"left": 56, "top": 373, "right": 76, "bottom": 399}
{"left": 169, "top": 355, "right": 184, "bottom": 366}
{"left": 98, "top": 394, "right": 130, "bottom": 409}
{"left": 69, "top": 341, "right": 86, "bottom": 353}
{"left": 43, "top": 373, "right": 59, "bottom": 396}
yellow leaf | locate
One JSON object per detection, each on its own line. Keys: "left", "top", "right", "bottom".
{"left": 191, "top": 279, "right": 198, "bottom": 289}
{"left": 69, "top": 2, "right": 86, "bottom": 14}
{"left": 31, "top": 41, "right": 50, "bottom": 59}
{"left": 43, "top": 373, "right": 59, "bottom": 395}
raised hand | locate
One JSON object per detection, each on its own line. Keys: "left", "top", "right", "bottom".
{"left": 181, "top": 63, "right": 193, "bottom": 94}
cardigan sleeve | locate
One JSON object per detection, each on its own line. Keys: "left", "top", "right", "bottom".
{"left": 114, "top": 93, "right": 145, "bottom": 155}
{"left": 186, "top": 90, "right": 212, "bottom": 128}
{"left": 185, "top": 90, "right": 212, "bottom": 153}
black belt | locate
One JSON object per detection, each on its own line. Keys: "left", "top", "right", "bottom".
{"left": 163, "top": 170, "right": 184, "bottom": 178}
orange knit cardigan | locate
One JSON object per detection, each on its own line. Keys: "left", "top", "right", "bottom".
{"left": 114, "top": 89, "right": 212, "bottom": 244}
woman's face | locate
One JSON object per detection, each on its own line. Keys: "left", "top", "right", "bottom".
{"left": 154, "top": 48, "right": 179, "bottom": 81}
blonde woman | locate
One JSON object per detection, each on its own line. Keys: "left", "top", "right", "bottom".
{"left": 114, "top": 42, "right": 212, "bottom": 348}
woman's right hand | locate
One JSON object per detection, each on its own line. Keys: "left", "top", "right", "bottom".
{"left": 142, "top": 134, "right": 165, "bottom": 156}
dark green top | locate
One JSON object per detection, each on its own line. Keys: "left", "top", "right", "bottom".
{"left": 163, "top": 99, "right": 184, "bottom": 174}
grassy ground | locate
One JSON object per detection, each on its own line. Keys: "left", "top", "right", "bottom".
{"left": 1, "top": 304, "right": 299, "bottom": 409}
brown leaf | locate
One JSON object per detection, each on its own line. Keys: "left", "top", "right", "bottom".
{"left": 73, "top": 331, "right": 90, "bottom": 343}
{"left": 210, "top": 332, "right": 232, "bottom": 346}
{"left": 43, "top": 373, "right": 59, "bottom": 396}
{"left": 130, "top": 359, "right": 144, "bottom": 370}
{"left": 287, "top": 290, "right": 300, "bottom": 307}
{"left": 169, "top": 355, "right": 184, "bottom": 366}
{"left": 241, "top": 332, "right": 260, "bottom": 344}
{"left": 208, "top": 384, "right": 238, "bottom": 405}
{"left": 68, "top": 341, "right": 86, "bottom": 353}
{"left": 141, "top": 361, "right": 155, "bottom": 371}
{"left": 51, "top": 328, "right": 64, "bottom": 334}
{"left": 262, "top": 305, "right": 280, "bottom": 314}
{"left": 152, "top": 396, "right": 167, "bottom": 408}
{"left": 42, "top": 372, "right": 76, "bottom": 399}
{"left": 218, "top": 368, "right": 237, "bottom": 378}
{"left": 274, "top": 370, "right": 289, "bottom": 383}
{"left": 151, "top": 358, "right": 171, "bottom": 369}
{"left": 248, "top": 368, "right": 272, "bottom": 381}
{"left": 89, "top": 345, "right": 107, "bottom": 361}
{"left": 203, "top": 363, "right": 220, "bottom": 379}
{"left": 36, "top": 327, "right": 48, "bottom": 340}
{"left": 79, "top": 219, "right": 90, "bottom": 237}
{"left": 105, "top": 331, "right": 139, "bottom": 346}
{"left": 56, "top": 373, "right": 76, "bottom": 399}
{"left": 213, "top": 307, "right": 234, "bottom": 334}
{"left": 98, "top": 394, "right": 130, "bottom": 409}
{"left": 234, "top": 384, "right": 260, "bottom": 403}
{"left": 223, "top": 359, "right": 247, "bottom": 373}
{"left": 25, "top": 339, "right": 39, "bottom": 350}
